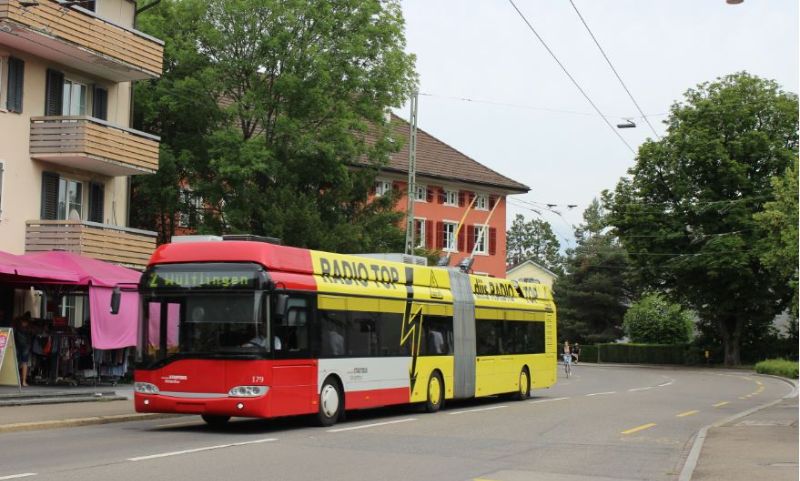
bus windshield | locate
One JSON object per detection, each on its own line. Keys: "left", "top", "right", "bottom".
{"left": 138, "top": 263, "right": 269, "bottom": 366}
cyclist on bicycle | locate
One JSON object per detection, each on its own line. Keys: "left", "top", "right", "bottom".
{"left": 562, "top": 341, "right": 572, "bottom": 366}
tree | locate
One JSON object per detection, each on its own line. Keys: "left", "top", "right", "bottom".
{"left": 623, "top": 293, "right": 693, "bottom": 344}
{"left": 607, "top": 72, "right": 799, "bottom": 365}
{"left": 131, "top": 0, "right": 222, "bottom": 243}
{"left": 506, "top": 214, "right": 562, "bottom": 272}
{"left": 131, "top": 0, "right": 417, "bottom": 253}
{"left": 754, "top": 156, "right": 799, "bottom": 318}
{"left": 554, "top": 202, "right": 631, "bottom": 344}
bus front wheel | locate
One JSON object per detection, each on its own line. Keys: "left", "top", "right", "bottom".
{"left": 317, "top": 377, "right": 343, "bottom": 427}
{"left": 425, "top": 372, "right": 444, "bottom": 413}
{"left": 201, "top": 415, "right": 230, "bottom": 427}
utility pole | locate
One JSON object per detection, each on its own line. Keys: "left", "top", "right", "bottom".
{"left": 404, "top": 91, "right": 419, "bottom": 255}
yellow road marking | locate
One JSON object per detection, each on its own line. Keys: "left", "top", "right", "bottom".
{"left": 739, "top": 396, "right": 747, "bottom": 400}
{"left": 676, "top": 410, "right": 699, "bottom": 417}
{"left": 713, "top": 401, "right": 729, "bottom": 407}
{"left": 621, "top": 423, "right": 657, "bottom": 435}
{"left": 756, "top": 380, "right": 763, "bottom": 386}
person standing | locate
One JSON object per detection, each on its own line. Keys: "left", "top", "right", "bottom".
{"left": 573, "top": 342, "right": 581, "bottom": 364}
{"left": 13, "top": 313, "right": 33, "bottom": 387}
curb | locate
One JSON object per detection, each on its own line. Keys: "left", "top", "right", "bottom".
{"left": 0, "top": 413, "right": 180, "bottom": 433}
{"left": 677, "top": 376, "right": 798, "bottom": 481}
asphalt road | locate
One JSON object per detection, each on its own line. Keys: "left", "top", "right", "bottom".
{"left": 0, "top": 365, "right": 792, "bottom": 481}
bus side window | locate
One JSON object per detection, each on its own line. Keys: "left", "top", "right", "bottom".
{"left": 274, "top": 296, "right": 309, "bottom": 354}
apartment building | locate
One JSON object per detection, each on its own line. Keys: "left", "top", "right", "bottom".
{"left": 372, "top": 116, "right": 529, "bottom": 278}
{"left": 0, "top": 0, "right": 163, "bottom": 269}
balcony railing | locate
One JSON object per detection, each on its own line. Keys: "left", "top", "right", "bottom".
{"left": 30, "top": 116, "right": 159, "bottom": 176}
{"left": 26, "top": 220, "right": 156, "bottom": 269}
{"left": 0, "top": 0, "right": 163, "bottom": 81}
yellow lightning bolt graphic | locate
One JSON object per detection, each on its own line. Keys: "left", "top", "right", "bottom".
{"left": 400, "top": 303, "right": 424, "bottom": 388}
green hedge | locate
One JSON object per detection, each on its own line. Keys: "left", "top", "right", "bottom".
{"left": 592, "top": 343, "right": 687, "bottom": 364}
{"left": 755, "top": 359, "right": 799, "bottom": 378}
{"left": 578, "top": 345, "right": 598, "bottom": 363}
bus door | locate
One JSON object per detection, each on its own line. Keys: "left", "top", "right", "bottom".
{"left": 268, "top": 293, "right": 316, "bottom": 417}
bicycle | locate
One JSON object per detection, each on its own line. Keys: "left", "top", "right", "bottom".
{"left": 563, "top": 354, "right": 572, "bottom": 378}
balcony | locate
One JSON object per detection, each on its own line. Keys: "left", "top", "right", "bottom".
{"left": 30, "top": 116, "right": 159, "bottom": 176}
{"left": 26, "top": 220, "right": 156, "bottom": 269}
{"left": 0, "top": 0, "right": 163, "bottom": 81}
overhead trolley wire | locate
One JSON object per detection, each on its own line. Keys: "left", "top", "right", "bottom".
{"left": 506, "top": 0, "right": 637, "bottom": 155}
{"left": 418, "top": 92, "right": 668, "bottom": 120}
{"left": 567, "top": 0, "right": 662, "bottom": 139}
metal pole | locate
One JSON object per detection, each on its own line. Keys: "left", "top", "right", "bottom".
{"left": 404, "top": 91, "right": 419, "bottom": 255}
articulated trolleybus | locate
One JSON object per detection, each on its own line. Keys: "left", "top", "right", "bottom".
{"left": 126, "top": 237, "right": 557, "bottom": 426}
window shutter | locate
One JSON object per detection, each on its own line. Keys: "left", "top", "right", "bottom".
{"left": 40, "top": 172, "right": 59, "bottom": 220}
{"left": 7, "top": 57, "right": 24, "bottom": 113}
{"left": 458, "top": 190, "right": 465, "bottom": 207}
{"left": 457, "top": 226, "right": 466, "bottom": 252}
{"left": 425, "top": 220, "right": 433, "bottom": 249}
{"left": 425, "top": 186, "right": 433, "bottom": 203}
{"left": 489, "top": 195, "right": 498, "bottom": 209}
{"left": 92, "top": 86, "right": 108, "bottom": 120}
{"left": 88, "top": 182, "right": 104, "bottom": 223}
{"left": 435, "top": 221, "right": 444, "bottom": 249}
{"left": 45, "top": 69, "right": 64, "bottom": 116}
{"left": 467, "top": 191, "right": 476, "bottom": 204}
{"left": 467, "top": 225, "right": 475, "bottom": 253}
{"left": 392, "top": 181, "right": 404, "bottom": 195}
{"left": 489, "top": 227, "right": 497, "bottom": 255}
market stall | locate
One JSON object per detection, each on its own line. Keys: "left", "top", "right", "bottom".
{"left": 0, "top": 250, "right": 141, "bottom": 387}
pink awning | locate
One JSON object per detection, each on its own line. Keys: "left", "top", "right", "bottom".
{"left": 22, "top": 252, "right": 142, "bottom": 350}
{"left": 0, "top": 250, "right": 80, "bottom": 282}
{"left": 23, "top": 251, "right": 140, "bottom": 287}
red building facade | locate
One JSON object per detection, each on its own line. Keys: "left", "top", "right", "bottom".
{"left": 371, "top": 116, "right": 529, "bottom": 278}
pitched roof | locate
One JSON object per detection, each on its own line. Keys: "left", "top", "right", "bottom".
{"left": 365, "top": 114, "right": 529, "bottom": 193}
{"left": 506, "top": 259, "right": 559, "bottom": 279}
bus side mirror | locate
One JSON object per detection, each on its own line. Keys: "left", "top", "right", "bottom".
{"left": 110, "top": 287, "right": 121, "bottom": 315}
{"left": 275, "top": 294, "right": 288, "bottom": 316}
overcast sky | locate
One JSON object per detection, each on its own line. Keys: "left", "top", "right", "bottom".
{"left": 395, "top": 0, "right": 799, "bottom": 250}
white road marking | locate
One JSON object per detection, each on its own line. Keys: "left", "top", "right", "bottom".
{"left": 586, "top": 391, "right": 616, "bottom": 397}
{"left": 628, "top": 387, "right": 654, "bottom": 392}
{"left": 657, "top": 379, "right": 675, "bottom": 387}
{"left": 0, "top": 475, "right": 37, "bottom": 480}
{"left": 529, "top": 397, "right": 569, "bottom": 404}
{"left": 128, "top": 438, "right": 277, "bottom": 461}
{"left": 447, "top": 405, "right": 509, "bottom": 415}
{"left": 327, "top": 418, "right": 417, "bottom": 433}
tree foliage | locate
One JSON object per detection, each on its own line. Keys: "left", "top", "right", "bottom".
{"left": 554, "top": 201, "right": 631, "bottom": 344}
{"left": 131, "top": 0, "right": 417, "bottom": 252}
{"left": 506, "top": 214, "right": 562, "bottom": 273}
{"left": 754, "top": 156, "right": 799, "bottom": 317}
{"left": 606, "top": 72, "right": 799, "bottom": 365}
{"left": 623, "top": 293, "right": 693, "bottom": 344}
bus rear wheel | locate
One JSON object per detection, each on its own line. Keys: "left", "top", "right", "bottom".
{"left": 425, "top": 372, "right": 444, "bottom": 413}
{"left": 317, "top": 377, "right": 343, "bottom": 427}
{"left": 515, "top": 368, "right": 530, "bottom": 400}
{"left": 201, "top": 415, "right": 230, "bottom": 427}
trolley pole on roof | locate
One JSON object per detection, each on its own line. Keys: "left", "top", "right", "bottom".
{"left": 404, "top": 91, "right": 419, "bottom": 256}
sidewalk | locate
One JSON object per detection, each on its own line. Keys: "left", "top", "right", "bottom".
{"left": 690, "top": 395, "right": 798, "bottom": 481}
{"left": 0, "top": 385, "right": 174, "bottom": 432}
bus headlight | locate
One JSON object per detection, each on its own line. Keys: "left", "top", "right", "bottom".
{"left": 228, "top": 386, "right": 268, "bottom": 397}
{"left": 135, "top": 382, "right": 160, "bottom": 394}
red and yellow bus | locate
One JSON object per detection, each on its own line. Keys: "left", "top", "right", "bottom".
{"left": 129, "top": 238, "right": 557, "bottom": 426}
